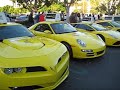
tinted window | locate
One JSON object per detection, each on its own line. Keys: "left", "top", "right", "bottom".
{"left": 104, "top": 17, "right": 112, "bottom": 20}
{"left": 35, "top": 24, "right": 52, "bottom": 33}
{"left": 0, "top": 25, "right": 33, "bottom": 40}
{"left": 46, "top": 14, "right": 56, "bottom": 19}
{"left": 97, "top": 22, "right": 113, "bottom": 27}
{"left": 91, "top": 23, "right": 107, "bottom": 31}
{"left": 114, "top": 17, "right": 120, "bottom": 21}
{"left": 76, "top": 24, "right": 94, "bottom": 31}
{"left": 82, "top": 17, "right": 91, "bottom": 21}
{"left": 51, "top": 23, "right": 77, "bottom": 34}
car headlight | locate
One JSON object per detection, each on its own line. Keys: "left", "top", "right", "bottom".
{"left": 4, "top": 68, "right": 13, "bottom": 74}
{"left": 4, "top": 68, "right": 23, "bottom": 74}
{"left": 108, "top": 34, "right": 118, "bottom": 39}
{"left": 77, "top": 39, "right": 86, "bottom": 47}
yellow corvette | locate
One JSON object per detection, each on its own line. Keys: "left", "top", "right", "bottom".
{"left": 96, "top": 21, "right": 120, "bottom": 32}
{"left": 0, "top": 23, "right": 69, "bottom": 90}
{"left": 29, "top": 21, "right": 106, "bottom": 59}
{"left": 72, "top": 23, "right": 120, "bottom": 46}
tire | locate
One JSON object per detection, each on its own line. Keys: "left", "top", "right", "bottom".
{"left": 62, "top": 42, "right": 73, "bottom": 59}
{"left": 97, "top": 34, "right": 105, "bottom": 42}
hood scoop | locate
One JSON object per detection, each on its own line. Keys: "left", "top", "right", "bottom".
{"left": 3, "top": 37, "right": 45, "bottom": 50}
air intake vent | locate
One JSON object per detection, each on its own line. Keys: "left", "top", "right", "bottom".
{"left": 26, "top": 66, "right": 47, "bottom": 72}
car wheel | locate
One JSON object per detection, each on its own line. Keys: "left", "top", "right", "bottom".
{"left": 62, "top": 42, "right": 73, "bottom": 59}
{"left": 97, "top": 34, "right": 105, "bottom": 42}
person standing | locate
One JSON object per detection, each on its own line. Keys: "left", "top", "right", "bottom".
{"left": 69, "top": 12, "right": 77, "bottom": 23}
{"left": 28, "top": 11, "right": 34, "bottom": 26}
{"left": 39, "top": 12, "right": 45, "bottom": 22}
{"left": 61, "top": 11, "right": 64, "bottom": 21}
{"left": 34, "top": 12, "right": 40, "bottom": 24}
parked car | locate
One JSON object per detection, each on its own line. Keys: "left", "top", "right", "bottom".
{"left": 72, "top": 23, "right": 120, "bottom": 46}
{"left": 0, "top": 22, "right": 69, "bottom": 90}
{"left": 82, "top": 16, "right": 95, "bottom": 23}
{"left": 45, "top": 13, "right": 61, "bottom": 21}
{"left": 29, "top": 21, "right": 106, "bottom": 59}
{"left": 103, "top": 15, "right": 113, "bottom": 21}
{"left": 15, "top": 15, "right": 29, "bottom": 23}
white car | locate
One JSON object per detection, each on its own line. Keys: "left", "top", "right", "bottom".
{"left": 82, "top": 16, "right": 95, "bottom": 23}
{"left": 103, "top": 15, "right": 113, "bottom": 21}
{"left": 45, "top": 13, "right": 61, "bottom": 21}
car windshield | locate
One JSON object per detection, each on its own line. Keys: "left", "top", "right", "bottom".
{"left": 0, "top": 25, "right": 34, "bottom": 40}
{"left": 91, "top": 23, "right": 107, "bottom": 31}
{"left": 111, "top": 22, "right": 120, "bottom": 27}
{"left": 114, "top": 17, "right": 120, "bottom": 21}
{"left": 50, "top": 23, "right": 77, "bottom": 34}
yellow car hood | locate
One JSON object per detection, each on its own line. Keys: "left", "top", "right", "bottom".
{"left": 0, "top": 36, "right": 65, "bottom": 67}
{"left": 0, "top": 36, "right": 59, "bottom": 58}
{"left": 60, "top": 32, "right": 105, "bottom": 48}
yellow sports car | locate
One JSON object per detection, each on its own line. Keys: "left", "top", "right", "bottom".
{"left": 72, "top": 23, "right": 120, "bottom": 46}
{"left": 29, "top": 21, "right": 106, "bottom": 59}
{"left": 96, "top": 21, "right": 120, "bottom": 32}
{"left": 0, "top": 23, "right": 69, "bottom": 90}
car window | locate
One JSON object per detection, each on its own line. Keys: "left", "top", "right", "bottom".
{"left": 114, "top": 17, "right": 120, "bottom": 21}
{"left": 51, "top": 23, "right": 77, "bottom": 34}
{"left": 82, "top": 17, "right": 91, "bottom": 21}
{"left": 97, "top": 22, "right": 113, "bottom": 27}
{"left": 46, "top": 14, "right": 56, "bottom": 19}
{"left": 76, "top": 24, "right": 94, "bottom": 31}
{"left": 104, "top": 17, "right": 112, "bottom": 20}
{"left": 35, "top": 24, "right": 53, "bottom": 33}
{"left": 0, "top": 25, "right": 33, "bottom": 40}
{"left": 91, "top": 23, "right": 107, "bottom": 31}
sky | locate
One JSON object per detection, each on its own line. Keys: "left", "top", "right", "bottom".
{"left": 0, "top": 0, "right": 13, "bottom": 7}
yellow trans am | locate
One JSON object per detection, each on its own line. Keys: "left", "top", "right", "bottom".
{"left": 72, "top": 23, "right": 120, "bottom": 46}
{"left": 29, "top": 21, "right": 106, "bottom": 59}
{"left": 96, "top": 21, "right": 120, "bottom": 32}
{"left": 0, "top": 23, "right": 69, "bottom": 90}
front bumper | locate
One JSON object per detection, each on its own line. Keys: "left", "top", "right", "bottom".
{"left": 0, "top": 52, "right": 69, "bottom": 90}
{"left": 72, "top": 45, "right": 106, "bottom": 59}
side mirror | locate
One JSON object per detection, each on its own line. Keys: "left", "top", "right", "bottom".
{"left": 44, "top": 30, "right": 52, "bottom": 34}
{"left": 107, "top": 26, "right": 112, "bottom": 29}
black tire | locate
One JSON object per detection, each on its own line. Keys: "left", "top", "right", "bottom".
{"left": 97, "top": 34, "right": 105, "bottom": 42}
{"left": 61, "top": 42, "right": 73, "bottom": 59}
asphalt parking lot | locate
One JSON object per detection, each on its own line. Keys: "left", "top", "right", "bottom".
{"left": 56, "top": 47, "right": 120, "bottom": 90}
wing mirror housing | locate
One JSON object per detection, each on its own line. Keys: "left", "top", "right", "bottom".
{"left": 44, "top": 30, "right": 52, "bottom": 34}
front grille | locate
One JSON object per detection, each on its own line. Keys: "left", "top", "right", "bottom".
{"left": 113, "top": 41, "right": 120, "bottom": 45}
{"left": 97, "top": 50, "right": 104, "bottom": 55}
{"left": 9, "top": 85, "right": 43, "bottom": 90}
{"left": 26, "top": 66, "right": 47, "bottom": 72}
{"left": 86, "top": 52, "right": 94, "bottom": 57}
